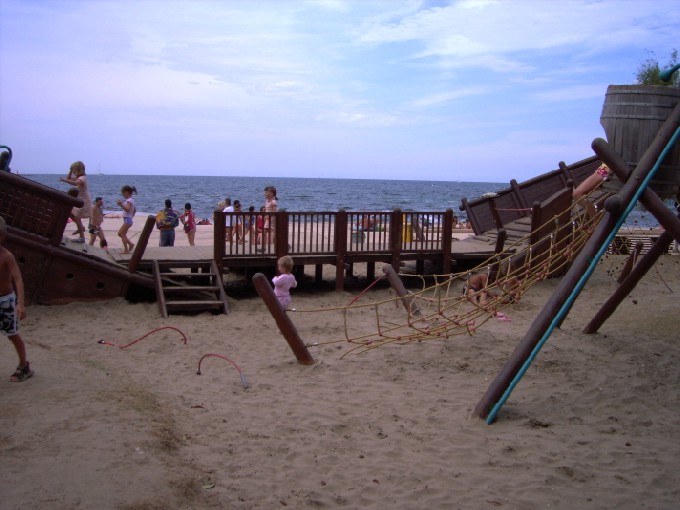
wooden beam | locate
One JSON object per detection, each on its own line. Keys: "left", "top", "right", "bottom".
{"left": 252, "top": 273, "right": 314, "bottom": 365}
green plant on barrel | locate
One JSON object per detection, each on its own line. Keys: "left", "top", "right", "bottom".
{"left": 635, "top": 49, "right": 679, "bottom": 86}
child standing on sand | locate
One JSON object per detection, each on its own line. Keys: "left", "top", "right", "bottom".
{"left": 273, "top": 255, "right": 297, "bottom": 310}
{"left": 116, "top": 185, "right": 137, "bottom": 253}
{"left": 0, "top": 216, "right": 34, "bottom": 382}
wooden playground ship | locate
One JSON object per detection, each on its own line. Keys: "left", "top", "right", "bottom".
{"left": 2, "top": 81, "right": 679, "bottom": 423}
{"left": 1, "top": 155, "right": 605, "bottom": 310}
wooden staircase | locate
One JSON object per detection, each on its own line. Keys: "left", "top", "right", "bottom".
{"left": 153, "top": 260, "right": 230, "bottom": 317}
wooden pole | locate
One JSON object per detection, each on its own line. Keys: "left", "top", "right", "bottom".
{"left": 128, "top": 215, "right": 156, "bottom": 273}
{"left": 474, "top": 111, "right": 680, "bottom": 421}
{"left": 335, "top": 209, "right": 347, "bottom": 291}
{"left": 252, "top": 273, "right": 315, "bottom": 365}
{"left": 381, "top": 264, "right": 422, "bottom": 317}
{"left": 390, "top": 209, "right": 403, "bottom": 273}
{"left": 592, "top": 136, "right": 680, "bottom": 244}
{"left": 441, "top": 208, "right": 453, "bottom": 275}
{"left": 618, "top": 241, "right": 644, "bottom": 283}
{"left": 583, "top": 227, "right": 675, "bottom": 334}
{"left": 213, "top": 210, "right": 226, "bottom": 275}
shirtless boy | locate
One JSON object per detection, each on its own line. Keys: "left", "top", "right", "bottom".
{"left": 0, "top": 216, "right": 34, "bottom": 382}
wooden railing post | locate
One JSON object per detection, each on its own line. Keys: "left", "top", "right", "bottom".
{"left": 510, "top": 179, "right": 529, "bottom": 211}
{"left": 275, "top": 209, "right": 289, "bottom": 258}
{"left": 488, "top": 199, "right": 503, "bottom": 229}
{"left": 441, "top": 208, "right": 453, "bottom": 274}
{"left": 128, "top": 215, "right": 156, "bottom": 273}
{"left": 213, "top": 210, "right": 226, "bottom": 275}
{"left": 390, "top": 209, "right": 403, "bottom": 272}
{"left": 335, "top": 209, "right": 348, "bottom": 291}
{"left": 459, "top": 197, "right": 479, "bottom": 235}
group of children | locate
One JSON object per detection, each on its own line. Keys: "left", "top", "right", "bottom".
{"left": 60, "top": 161, "right": 139, "bottom": 253}
{"left": 221, "top": 185, "right": 278, "bottom": 246}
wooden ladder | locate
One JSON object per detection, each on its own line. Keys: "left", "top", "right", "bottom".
{"left": 153, "top": 260, "right": 230, "bottom": 318}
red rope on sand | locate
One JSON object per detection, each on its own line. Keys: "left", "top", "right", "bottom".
{"left": 196, "top": 353, "right": 249, "bottom": 389}
{"left": 346, "top": 274, "right": 386, "bottom": 306}
{"left": 97, "top": 326, "right": 187, "bottom": 349}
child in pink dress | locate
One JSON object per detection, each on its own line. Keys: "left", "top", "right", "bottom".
{"left": 272, "top": 255, "right": 297, "bottom": 310}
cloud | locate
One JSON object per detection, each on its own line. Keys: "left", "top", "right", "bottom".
{"left": 1, "top": 0, "right": 679, "bottom": 179}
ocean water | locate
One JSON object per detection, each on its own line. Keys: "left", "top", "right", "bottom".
{"left": 24, "top": 174, "right": 504, "bottom": 221}
{"left": 23, "top": 173, "right": 658, "bottom": 226}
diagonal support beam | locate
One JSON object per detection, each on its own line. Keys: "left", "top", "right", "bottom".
{"left": 474, "top": 101, "right": 680, "bottom": 423}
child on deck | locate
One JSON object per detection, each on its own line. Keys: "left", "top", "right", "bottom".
{"left": 273, "top": 255, "right": 297, "bottom": 310}
{"left": 89, "top": 196, "right": 108, "bottom": 248}
{"left": 60, "top": 161, "right": 92, "bottom": 243}
{"left": 116, "top": 185, "right": 137, "bottom": 253}
{"left": 263, "top": 186, "right": 278, "bottom": 246}
{"left": 0, "top": 216, "right": 34, "bottom": 382}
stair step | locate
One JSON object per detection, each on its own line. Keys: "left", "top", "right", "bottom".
{"left": 159, "top": 272, "right": 217, "bottom": 278}
{"left": 163, "top": 285, "right": 220, "bottom": 292}
{"left": 165, "top": 300, "right": 225, "bottom": 311}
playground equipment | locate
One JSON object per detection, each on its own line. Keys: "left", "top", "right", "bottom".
{"left": 256, "top": 75, "right": 680, "bottom": 425}
{"left": 476, "top": 80, "right": 680, "bottom": 423}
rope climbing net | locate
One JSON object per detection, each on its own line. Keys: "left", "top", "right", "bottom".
{"left": 291, "top": 188, "right": 612, "bottom": 357}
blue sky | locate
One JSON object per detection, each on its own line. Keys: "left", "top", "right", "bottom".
{"left": 1, "top": 0, "right": 678, "bottom": 182}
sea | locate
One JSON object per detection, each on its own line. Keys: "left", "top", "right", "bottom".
{"left": 23, "top": 173, "right": 657, "bottom": 226}
{"left": 23, "top": 174, "right": 504, "bottom": 221}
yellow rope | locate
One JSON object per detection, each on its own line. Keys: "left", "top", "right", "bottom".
{"left": 291, "top": 199, "right": 611, "bottom": 354}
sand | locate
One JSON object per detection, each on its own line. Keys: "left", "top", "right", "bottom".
{"left": 1, "top": 219, "right": 680, "bottom": 509}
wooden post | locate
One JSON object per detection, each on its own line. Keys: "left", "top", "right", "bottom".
{"left": 390, "top": 209, "right": 403, "bottom": 273}
{"left": 128, "top": 215, "right": 156, "bottom": 273}
{"left": 510, "top": 179, "right": 529, "bottom": 211}
{"left": 618, "top": 241, "right": 644, "bottom": 283}
{"left": 366, "top": 261, "right": 375, "bottom": 282}
{"left": 335, "top": 209, "right": 348, "bottom": 291}
{"left": 252, "top": 273, "right": 315, "bottom": 365}
{"left": 382, "top": 264, "right": 422, "bottom": 317}
{"left": 584, "top": 228, "right": 675, "bottom": 334}
{"left": 594, "top": 136, "right": 680, "bottom": 245}
{"left": 441, "top": 208, "right": 453, "bottom": 274}
{"left": 213, "top": 210, "right": 226, "bottom": 275}
{"left": 488, "top": 228, "right": 507, "bottom": 283}
{"left": 275, "top": 209, "right": 289, "bottom": 258}
{"left": 488, "top": 199, "right": 503, "bottom": 229}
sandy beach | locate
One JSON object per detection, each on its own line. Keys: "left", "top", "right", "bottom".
{"left": 1, "top": 218, "right": 679, "bottom": 509}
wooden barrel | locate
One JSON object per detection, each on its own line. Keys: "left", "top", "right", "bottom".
{"left": 600, "top": 85, "right": 680, "bottom": 198}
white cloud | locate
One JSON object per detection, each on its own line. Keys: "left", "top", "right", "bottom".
{"left": 1, "top": 0, "right": 679, "bottom": 178}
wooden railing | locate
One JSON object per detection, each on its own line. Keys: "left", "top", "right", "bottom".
{"left": 213, "top": 208, "right": 456, "bottom": 273}
{"left": 0, "top": 171, "right": 83, "bottom": 246}
{"left": 460, "top": 155, "right": 601, "bottom": 235}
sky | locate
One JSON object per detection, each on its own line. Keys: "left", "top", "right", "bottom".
{"left": 1, "top": 0, "right": 679, "bottom": 182}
